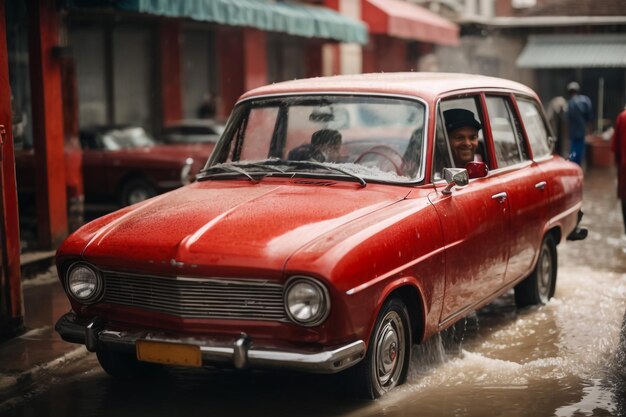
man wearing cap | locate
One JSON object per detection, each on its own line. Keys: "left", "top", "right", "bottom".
{"left": 444, "top": 108, "right": 483, "bottom": 168}
{"left": 566, "top": 81, "right": 592, "bottom": 165}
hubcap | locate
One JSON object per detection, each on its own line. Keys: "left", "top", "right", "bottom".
{"left": 375, "top": 310, "right": 405, "bottom": 388}
{"left": 128, "top": 188, "right": 151, "bottom": 205}
{"left": 537, "top": 243, "right": 552, "bottom": 301}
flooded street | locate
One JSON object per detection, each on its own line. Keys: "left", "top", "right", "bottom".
{"left": 2, "top": 168, "right": 626, "bottom": 417}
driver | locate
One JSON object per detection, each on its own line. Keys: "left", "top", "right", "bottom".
{"left": 309, "top": 129, "right": 342, "bottom": 163}
{"left": 443, "top": 109, "right": 482, "bottom": 168}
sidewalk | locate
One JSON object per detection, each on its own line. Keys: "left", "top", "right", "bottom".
{"left": 0, "top": 269, "right": 90, "bottom": 403}
{"left": 0, "top": 166, "right": 621, "bottom": 404}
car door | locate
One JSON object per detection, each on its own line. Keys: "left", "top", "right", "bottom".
{"left": 428, "top": 95, "right": 509, "bottom": 327}
{"left": 484, "top": 94, "right": 548, "bottom": 284}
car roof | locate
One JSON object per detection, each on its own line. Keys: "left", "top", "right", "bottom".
{"left": 239, "top": 72, "right": 537, "bottom": 103}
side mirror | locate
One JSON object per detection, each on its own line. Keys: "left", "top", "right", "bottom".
{"left": 442, "top": 168, "right": 469, "bottom": 195}
{"left": 465, "top": 161, "right": 488, "bottom": 179}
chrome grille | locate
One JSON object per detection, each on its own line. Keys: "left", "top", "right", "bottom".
{"left": 102, "top": 271, "right": 286, "bottom": 321}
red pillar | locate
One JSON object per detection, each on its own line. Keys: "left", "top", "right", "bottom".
{"left": 27, "top": 0, "right": 67, "bottom": 249}
{"left": 305, "top": 42, "right": 323, "bottom": 79}
{"left": 60, "top": 57, "right": 83, "bottom": 232}
{"left": 160, "top": 21, "right": 182, "bottom": 124}
{"left": 0, "top": 0, "right": 24, "bottom": 336}
{"left": 217, "top": 28, "right": 267, "bottom": 118}
{"left": 323, "top": 0, "right": 342, "bottom": 75}
{"left": 243, "top": 28, "right": 267, "bottom": 92}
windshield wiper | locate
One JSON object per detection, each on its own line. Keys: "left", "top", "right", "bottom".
{"left": 282, "top": 160, "right": 367, "bottom": 187}
{"left": 200, "top": 164, "right": 255, "bottom": 181}
{"left": 199, "top": 161, "right": 287, "bottom": 181}
{"left": 200, "top": 159, "right": 366, "bottom": 187}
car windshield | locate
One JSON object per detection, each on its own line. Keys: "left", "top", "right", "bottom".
{"left": 202, "top": 95, "right": 426, "bottom": 184}
{"left": 101, "top": 127, "right": 156, "bottom": 150}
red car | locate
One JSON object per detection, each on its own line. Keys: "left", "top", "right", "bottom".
{"left": 15, "top": 125, "right": 213, "bottom": 207}
{"left": 55, "top": 73, "right": 587, "bottom": 398}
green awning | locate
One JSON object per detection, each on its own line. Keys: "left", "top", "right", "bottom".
{"left": 70, "top": 0, "right": 368, "bottom": 44}
{"left": 517, "top": 34, "right": 626, "bottom": 68}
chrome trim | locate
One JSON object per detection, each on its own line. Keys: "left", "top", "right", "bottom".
{"left": 181, "top": 157, "right": 194, "bottom": 185}
{"left": 55, "top": 312, "right": 365, "bottom": 374}
{"left": 101, "top": 271, "right": 287, "bottom": 321}
{"left": 535, "top": 181, "right": 547, "bottom": 190}
{"left": 491, "top": 191, "right": 508, "bottom": 201}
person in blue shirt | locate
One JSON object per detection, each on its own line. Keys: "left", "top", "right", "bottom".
{"left": 566, "top": 81, "right": 593, "bottom": 165}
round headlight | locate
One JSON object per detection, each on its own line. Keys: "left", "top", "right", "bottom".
{"left": 66, "top": 263, "right": 103, "bottom": 304}
{"left": 284, "top": 277, "right": 330, "bottom": 326}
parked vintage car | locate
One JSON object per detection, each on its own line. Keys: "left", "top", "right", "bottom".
{"left": 78, "top": 125, "right": 214, "bottom": 206}
{"left": 16, "top": 125, "right": 214, "bottom": 207}
{"left": 55, "top": 73, "right": 587, "bottom": 398}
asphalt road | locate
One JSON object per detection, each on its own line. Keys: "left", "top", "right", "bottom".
{"left": 3, "top": 167, "right": 625, "bottom": 417}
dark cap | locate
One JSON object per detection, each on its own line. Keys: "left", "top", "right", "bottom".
{"left": 444, "top": 109, "right": 482, "bottom": 132}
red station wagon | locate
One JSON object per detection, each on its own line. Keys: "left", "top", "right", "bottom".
{"left": 55, "top": 73, "right": 587, "bottom": 398}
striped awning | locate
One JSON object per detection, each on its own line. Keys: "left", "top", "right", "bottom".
{"left": 69, "top": 0, "right": 368, "bottom": 45}
{"left": 517, "top": 34, "right": 626, "bottom": 68}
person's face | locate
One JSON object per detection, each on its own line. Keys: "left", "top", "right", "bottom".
{"left": 449, "top": 127, "right": 479, "bottom": 167}
{"left": 319, "top": 143, "right": 341, "bottom": 162}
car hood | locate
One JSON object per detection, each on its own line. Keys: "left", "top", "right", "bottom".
{"left": 78, "top": 179, "right": 411, "bottom": 275}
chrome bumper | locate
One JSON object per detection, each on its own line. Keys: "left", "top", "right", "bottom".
{"left": 55, "top": 312, "right": 365, "bottom": 373}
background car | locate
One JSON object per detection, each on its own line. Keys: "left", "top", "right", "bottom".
{"left": 15, "top": 125, "right": 214, "bottom": 210}
{"left": 55, "top": 73, "right": 586, "bottom": 400}
{"left": 159, "top": 119, "right": 225, "bottom": 145}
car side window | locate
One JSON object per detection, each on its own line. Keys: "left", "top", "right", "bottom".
{"left": 485, "top": 96, "right": 529, "bottom": 168}
{"left": 437, "top": 96, "right": 489, "bottom": 171}
{"left": 516, "top": 97, "right": 553, "bottom": 159}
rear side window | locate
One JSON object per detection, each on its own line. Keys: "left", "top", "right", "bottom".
{"left": 485, "top": 96, "right": 529, "bottom": 168}
{"left": 516, "top": 98, "right": 552, "bottom": 159}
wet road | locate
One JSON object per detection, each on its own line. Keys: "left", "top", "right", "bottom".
{"left": 3, "top": 168, "right": 626, "bottom": 417}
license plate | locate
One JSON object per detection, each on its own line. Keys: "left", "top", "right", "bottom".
{"left": 136, "top": 340, "right": 202, "bottom": 367}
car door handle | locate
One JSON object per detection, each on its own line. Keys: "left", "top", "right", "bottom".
{"left": 535, "top": 181, "right": 547, "bottom": 190}
{"left": 491, "top": 192, "right": 507, "bottom": 202}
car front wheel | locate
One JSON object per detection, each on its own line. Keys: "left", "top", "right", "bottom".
{"left": 350, "top": 297, "right": 412, "bottom": 399}
{"left": 515, "top": 234, "right": 557, "bottom": 307}
{"left": 120, "top": 178, "right": 156, "bottom": 207}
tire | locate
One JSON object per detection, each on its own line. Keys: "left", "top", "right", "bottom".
{"left": 96, "top": 349, "right": 158, "bottom": 379}
{"left": 120, "top": 178, "right": 156, "bottom": 207}
{"left": 349, "top": 297, "right": 412, "bottom": 399}
{"left": 514, "top": 234, "right": 557, "bottom": 308}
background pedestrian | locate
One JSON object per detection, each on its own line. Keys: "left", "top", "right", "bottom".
{"left": 566, "top": 81, "right": 592, "bottom": 165}
{"left": 611, "top": 106, "right": 626, "bottom": 234}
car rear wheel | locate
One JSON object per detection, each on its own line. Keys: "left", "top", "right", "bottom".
{"left": 514, "top": 234, "right": 557, "bottom": 308}
{"left": 349, "top": 297, "right": 412, "bottom": 399}
{"left": 96, "top": 349, "right": 158, "bottom": 379}
{"left": 120, "top": 178, "right": 156, "bottom": 207}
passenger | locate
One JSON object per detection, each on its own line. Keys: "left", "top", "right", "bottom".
{"left": 443, "top": 109, "right": 483, "bottom": 168}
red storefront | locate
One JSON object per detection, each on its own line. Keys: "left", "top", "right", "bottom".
{"left": 361, "top": 0, "right": 459, "bottom": 72}
{"left": 0, "top": 0, "right": 367, "bottom": 338}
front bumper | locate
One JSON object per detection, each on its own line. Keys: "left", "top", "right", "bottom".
{"left": 55, "top": 312, "right": 365, "bottom": 374}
